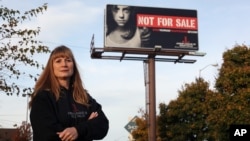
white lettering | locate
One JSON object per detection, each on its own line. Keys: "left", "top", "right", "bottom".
{"left": 157, "top": 17, "right": 173, "bottom": 27}
{"left": 138, "top": 16, "right": 154, "bottom": 26}
{"left": 176, "top": 19, "right": 196, "bottom": 28}
{"left": 234, "top": 129, "right": 241, "bottom": 136}
{"left": 241, "top": 129, "right": 247, "bottom": 136}
{"left": 234, "top": 129, "right": 247, "bottom": 136}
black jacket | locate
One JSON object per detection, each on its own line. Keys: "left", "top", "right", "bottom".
{"left": 30, "top": 88, "right": 109, "bottom": 141}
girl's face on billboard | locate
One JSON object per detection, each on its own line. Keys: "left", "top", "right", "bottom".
{"left": 112, "top": 5, "right": 131, "bottom": 27}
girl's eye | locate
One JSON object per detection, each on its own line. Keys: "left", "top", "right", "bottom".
{"left": 123, "top": 9, "right": 130, "bottom": 14}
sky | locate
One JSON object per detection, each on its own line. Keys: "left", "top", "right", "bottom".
{"left": 0, "top": 0, "right": 250, "bottom": 140}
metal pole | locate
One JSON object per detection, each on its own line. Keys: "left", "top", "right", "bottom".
{"left": 148, "top": 57, "right": 156, "bottom": 141}
{"left": 199, "top": 63, "right": 218, "bottom": 78}
{"left": 26, "top": 95, "right": 29, "bottom": 123}
{"left": 143, "top": 61, "right": 150, "bottom": 137}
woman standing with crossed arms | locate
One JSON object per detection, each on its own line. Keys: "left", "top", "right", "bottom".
{"left": 29, "top": 45, "right": 109, "bottom": 141}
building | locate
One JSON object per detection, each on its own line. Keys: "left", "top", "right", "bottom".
{"left": 0, "top": 128, "right": 18, "bottom": 141}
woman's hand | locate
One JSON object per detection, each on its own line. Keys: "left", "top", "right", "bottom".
{"left": 88, "top": 112, "right": 98, "bottom": 120}
{"left": 57, "top": 112, "right": 98, "bottom": 141}
{"left": 57, "top": 127, "right": 78, "bottom": 141}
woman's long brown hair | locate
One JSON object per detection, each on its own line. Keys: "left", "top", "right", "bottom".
{"left": 29, "top": 45, "right": 89, "bottom": 108}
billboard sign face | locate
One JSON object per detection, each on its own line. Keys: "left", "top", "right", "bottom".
{"left": 104, "top": 4, "right": 198, "bottom": 51}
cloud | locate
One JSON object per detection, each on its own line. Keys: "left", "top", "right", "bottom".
{"left": 22, "top": 1, "right": 103, "bottom": 43}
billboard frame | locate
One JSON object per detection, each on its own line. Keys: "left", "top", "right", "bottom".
{"left": 91, "top": 35, "right": 205, "bottom": 63}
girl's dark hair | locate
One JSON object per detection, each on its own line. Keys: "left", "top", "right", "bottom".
{"left": 106, "top": 5, "right": 137, "bottom": 40}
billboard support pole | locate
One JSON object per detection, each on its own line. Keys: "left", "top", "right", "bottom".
{"left": 148, "top": 56, "right": 156, "bottom": 141}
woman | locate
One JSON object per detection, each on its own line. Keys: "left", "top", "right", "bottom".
{"left": 106, "top": 5, "right": 151, "bottom": 48}
{"left": 29, "top": 45, "right": 109, "bottom": 141}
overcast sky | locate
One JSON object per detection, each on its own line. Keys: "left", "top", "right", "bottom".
{"left": 1, "top": 0, "right": 250, "bottom": 140}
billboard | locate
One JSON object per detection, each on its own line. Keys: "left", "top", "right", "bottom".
{"left": 104, "top": 4, "right": 198, "bottom": 51}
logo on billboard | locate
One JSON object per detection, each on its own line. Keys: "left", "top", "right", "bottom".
{"left": 175, "top": 36, "right": 197, "bottom": 49}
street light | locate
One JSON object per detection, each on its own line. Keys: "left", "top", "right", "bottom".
{"left": 22, "top": 94, "right": 30, "bottom": 124}
{"left": 199, "top": 63, "right": 218, "bottom": 78}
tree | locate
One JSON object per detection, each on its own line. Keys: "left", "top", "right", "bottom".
{"left": 206, "top": 44, "right": 250, "bottom": 140}
{"left": 132, "top": 108, "right": 161, "bottom": 141}
{"left": 13, "top": 121, "right": 32, "bottom": 141}
{"left": 157, "top": 44, "right": 250, "bottom": 141}
{"left": 215, "top": 44, "right": 250, "bottom": 95}
{"left": 0, "top": 3, "right": 50, "bottom": 96}
{"left": 158, "top": 78, "right": 214, "bottom": 141}
{"left": 158, "top": 103, "right": 168, "bottom": 141}
{"left": 131, "top": 108, "right": 148, "bottom": 141}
